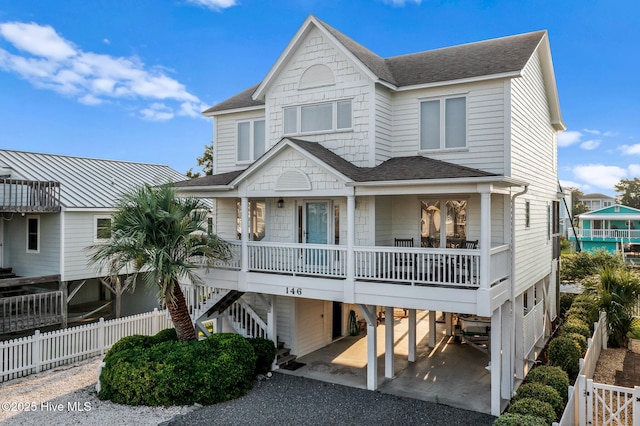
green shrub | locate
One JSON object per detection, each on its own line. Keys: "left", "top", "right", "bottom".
{"left": 247, "top": 337, "right": 277, "bottom": 375}
{"left": 151, "top": 327, "right": 178, "bottom": 344}
{"left": 525, "top": 365, "right": 570, "bottom": 403}
{"left": 565, "top": 304, "right": 598, "bottom": 326}
{"left": 548, "top": 336, "right": 581, "bottom": 379}
{"left": 493, "top": 412, "right": 549, "bottom": 426}
{"left": 559, "top": 293, "right": 576, "bottom": 318}
{"left": 563, "top": 332, "right": 588, "bottom": 356}
{"left": 562, "top": 318, "right": 591, "bottom": 339}
{"left": 99, "top": 333, "right": 256, "bottom": 406}
{"left": 514, "top": 382, "right": 564, "bottom": 419}
{"left": 508, "top": 398, "right": 556, "bottom": 424}
{"left": 560, "top": 249, "right": 623, "bottom": 281}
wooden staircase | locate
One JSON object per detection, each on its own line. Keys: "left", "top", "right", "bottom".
{"left": 0, "top": 268, "right": 17, "bottom": 280}
{"left": 275, "top": 340, "right": 297, "bottom": 369}
{"left": 194, "top": 290, "right": 245, "bottom": 337}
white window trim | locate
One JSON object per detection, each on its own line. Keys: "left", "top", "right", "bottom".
{"left": 418, "top": 94, "right": 468, "bottom": 152}
{"left": 236, "top": 119, "right": 265, "bottom": 165}
{"left": 94, "top": 215, "right": 112, "bottom": 243}
{"left": 26, "top": 215, "right": 40, "bottom": 253}
{"left": 283, "top": 99, "right": 353, "bottom": 136}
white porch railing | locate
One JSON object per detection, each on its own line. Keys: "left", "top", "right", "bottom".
{"left": 226, "top": 298, "right": 268, "bottom": 339}
{"left": 354, "top": 246, "right": 481, "bottom": 287}
{"left": 0, "top": 309, "right": 173, "bottom": 383}
{"left": 579, "top": 229, "right": 640, "bottom": 239}
{"left": 209, "top": 240, "right": 511, "bottom": 289}
{"left": 247, "top": 241, "right": 347, "bottom": 278}
{"left": 0, "top": 291, "right": 63, "bottom": 333}
{"left": 523, "top": 300, "right": 545, "bottom": 357}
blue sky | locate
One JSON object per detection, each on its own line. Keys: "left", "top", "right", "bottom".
{"left": 0, "top": 0, "right": 638, "bottom": 196}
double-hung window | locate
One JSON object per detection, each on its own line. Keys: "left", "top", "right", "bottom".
{"left": 237, "top": 119, "right": 265, "bottom": 163}
{"left": 420, "top": 96, "right": 466, "bottom": 150}
{"left": 284, "top": 100, "right": 352, "bottom": 135}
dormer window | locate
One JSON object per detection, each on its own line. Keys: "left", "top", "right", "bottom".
{"left": 420, "top": 96, "right": 466, "bottom": 150}
{"left": 283, "top": 100, "right": 352, "bottom": 135}
{"left": 237, "top": 119, "right": 265, "bottom": 163}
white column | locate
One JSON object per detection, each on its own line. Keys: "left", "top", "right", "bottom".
{"left": 429, "top": 310, "right": 436, "bottom": 347}
{"left": 215, "top": 317, "right": 223, "bottom": 333}
{"left": 480, "top": 190, "right": 491, "bottom": 289}
{"left": 385, "top": 306, "right": 394, "bottom": 378}
{"left": 344, "top": 195, "right": 356, "bottom": 303}
{"left": 408, "top": 309, "right": 416, "bottom": 362}
{"left": 445, "top": 312, "right": 453, "bottom": 336}
{"left": 490, "top": 306, "right": 502, "bottom": 416}
{"left": 267, "top": 295, "right": 277, "bottom": 343}
{"left": 241, "top": 196, "right": 249, "bottom": 272}
{"left": 501, "top": 301, "right": 513, "bottom": 399}
{"left": 514, "top": 294, "right": 525, "bottom": 380}
{"left": 357, "top": 304, "right": 378, "bottom": 390}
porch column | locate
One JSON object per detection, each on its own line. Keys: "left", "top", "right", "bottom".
{"left": 345, "top": 194, "right": 356, "bottom": 303}
{"left": 501, "top": 300, "right": 513, "bottom": 399}
{"left": 215, "top": 317, "right": 223, "bottom": 333}
{"left": 385, "top": 306, "right": 394, "bottom": 378}
{"left": 445, "top": 312, "right": 453, "bottom": 336}
{"left": 59, "top": 280, "right": 68, "bottom": 329}
{"left": 240, "top": 197, "right": 249, "bottom": 272}
{"left": 480, "top": 190, "right": 491, "bottom": 289}
{"left": 514, "top": 294, "right": 525, "bottom": 380}
{"left": 408, "top": 309, "right": 416, "bottom": 362}
{"left": 267, "top": 295, "right": 277, "bottom": 343}
{"left": 357, "top": 304, "right": 378, "bottom": 390}
{"left": 428, "top": 310, "right": 436, "bottom": 348}
{"left": 490, "top": 306, "right": 502, "bottom": 416}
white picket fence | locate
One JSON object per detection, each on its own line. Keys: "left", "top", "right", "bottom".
{"left": 0, "top": 308, "right": 173, "bottom": 383}
{"left": 556, "top": 311, "right": 640, "bottom": 425}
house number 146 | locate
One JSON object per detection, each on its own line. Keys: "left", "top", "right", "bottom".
{"left": 286, "top": 287, "right": 302, "bottom": 296}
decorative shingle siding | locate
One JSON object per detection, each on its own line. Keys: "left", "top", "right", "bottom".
{"left": 265, "top": 28, "right": 372, "bottom": 167}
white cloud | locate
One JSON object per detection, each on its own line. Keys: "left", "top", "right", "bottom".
{"left": 186, "top": 0, "right": 238, "bottom": 10}
{"left": 103, "top": 38, "right": 110, "bottom": 45}
{"left": 382, "top": 0, "right": 422, "bottom": 5}
{"left": 0, "top": 21, "right": 203, "bottom": 120}
{"left": 560, "top": 180, "right": 586, "bottom": 191}
{"left": 140, "top": 103, "right": 174, "bottom": 121}
{"left": 619, "top": 144, "right": 640, "bottom": 155}
{"left": 583, "top": 128, "right": 600, "bottom": 135}
{"left": 558, "top": 130, "right": 582, "bottom": 147}
{"left": 580, "top": 139, "right": 600, "bottom": 150}
{"left": 572, "top": 164, "right": 627, "bottom": 190}
{"left": 0, "top": 22, "right": 76, "bottom": 60}
{"left": 628, "top": 164, "right": 640, "bottom": 176}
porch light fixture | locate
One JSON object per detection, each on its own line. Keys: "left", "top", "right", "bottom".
{"left": 277, "top": 198, "right": 284, "bottom": 208}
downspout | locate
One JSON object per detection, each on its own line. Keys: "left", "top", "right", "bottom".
{"left": 510, "top": 184, "right": 528, "bottom": 396}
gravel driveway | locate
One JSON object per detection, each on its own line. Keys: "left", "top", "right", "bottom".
{"left": 165, "top": 373, "right": 496, "bottom": 426}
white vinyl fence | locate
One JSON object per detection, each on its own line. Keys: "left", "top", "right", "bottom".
{"left": 0, "top": 308, "right": 173, "bottom": 383}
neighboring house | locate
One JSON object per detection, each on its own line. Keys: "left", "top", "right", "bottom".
{"left": 0, "top": 150, "right": 186, "bottom": 335}
{"left": 570, "top": 204, "right": 640, "bottom": 253}
{"left": 175, "top": 15, "right": 565, "bottom": 415}
{"left": 578, "top": 193, "right": 615, "bottom": 211}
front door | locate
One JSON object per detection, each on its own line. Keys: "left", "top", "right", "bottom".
{"left": 304, "top": 201, "right": 329, "bottom": 267}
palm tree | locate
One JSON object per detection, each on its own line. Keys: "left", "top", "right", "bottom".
{"left": 90, "top": 184, "right": 230, "bottom": 341}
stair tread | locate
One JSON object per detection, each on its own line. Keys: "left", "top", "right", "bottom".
{"left": 276, "top": 354, "right": 297, "bottom": 365}
{"left": 277, "top": 348, "right": 290, "bottom": 356}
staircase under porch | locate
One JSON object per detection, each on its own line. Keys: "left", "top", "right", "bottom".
{"left": 181, "top": 283, "right": 295, "bottom": 369}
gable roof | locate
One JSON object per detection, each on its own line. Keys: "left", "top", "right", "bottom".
{"left": 205, "top": 15, "right": 556, "bottom": 122}
{"left": 175, "top": 138, "right": 499, "bottom": 192}
{"left": 580, "top": 192, "right": 615, "bottom": 200}
{"left": 578, "top": 204, "right": 640, "bottom": 220}
{"left": 0, "top": 150, "right": 187, "bottom": 209}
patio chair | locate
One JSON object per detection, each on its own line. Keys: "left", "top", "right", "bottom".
{"left": 464, "top": 240, "right": 478, "bottom": 249}
{"left": 394, "top": 238, "right": 415, "bottom": 280}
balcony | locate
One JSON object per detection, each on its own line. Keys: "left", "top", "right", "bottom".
{"left": 204, "top": 241, "right": 510, "bottom": 290}
{"left": 0, "top": 178, "right": 61, "bottom": 213}
{"left": 576, "top": 229, "right": 640, "bottom": 241}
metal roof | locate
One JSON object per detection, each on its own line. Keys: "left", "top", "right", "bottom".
{"left": 0, "top": 150, "right": 188, "bottom": 209}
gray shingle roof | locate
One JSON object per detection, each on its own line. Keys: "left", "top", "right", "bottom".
{"left": 175, "top": 138, "right": 498, "bottom": 189}
{"left": 173, "top": 169, "right": 244, "bottom": 187}
{"left": 0, "top": 150, "right": 187, "bottom": 209}
{"left": 204, "top": 17, "right": 546, "bottom": 113}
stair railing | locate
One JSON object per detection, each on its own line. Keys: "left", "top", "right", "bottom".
{"left": 226, "top": 299, "right": 268, "bottom": 339}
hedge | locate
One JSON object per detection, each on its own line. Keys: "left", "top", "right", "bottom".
{"left": 548, "top": 336, "right": 581, "bottom": 379}
{"left": 525, "top": 366, "right": 569, "bottom": 403}
{"left": 493, "top": 413, "right": 548, "bottom": 426}
{"left": 507, "top": 398, "right": 556, "bottom": 424}
{"left": 513, "top": 382, "right": 564, "bottom": 419}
